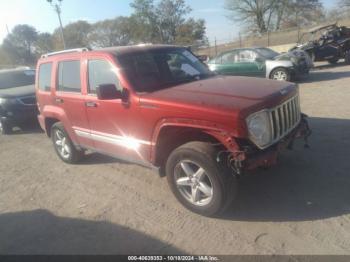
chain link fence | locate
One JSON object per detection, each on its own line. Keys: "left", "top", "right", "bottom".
{"left": 197, "top": 19, "right": 350, "bottom": 58}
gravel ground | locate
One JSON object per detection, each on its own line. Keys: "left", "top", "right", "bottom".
{"left": 0, "top": 62, "right": 350, "bottom": 255}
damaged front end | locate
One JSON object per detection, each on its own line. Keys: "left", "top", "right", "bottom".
{"left": 221, "top": 114, "right": 311, "bottom": 176}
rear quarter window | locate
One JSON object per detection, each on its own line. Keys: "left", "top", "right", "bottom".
{"left": 57, "top": 60, "right": 81, "bottom": 93}
{"left": 38, "top": 63, "right": 52, "bottom": 91}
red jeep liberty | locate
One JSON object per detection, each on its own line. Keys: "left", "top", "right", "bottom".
{"left": 36, "top": 45, "right": 310, "bottom": 216}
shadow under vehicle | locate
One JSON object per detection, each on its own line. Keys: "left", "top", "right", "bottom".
{"left": 0, "top": 68, "right": 38, "bottom": 135}
{"left": 0, "top": 209, "right": 183, "bottom": 254}
{"left": 290, "top": 23, "right": 350, "bottom": 65}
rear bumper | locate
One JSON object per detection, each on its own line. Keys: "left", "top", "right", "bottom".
{"left": 242, "top": 114, "right": 311, "bottom": 171}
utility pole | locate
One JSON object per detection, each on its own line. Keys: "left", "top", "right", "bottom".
{"left": 5, "top": 24, "right": 10, "bottom": 35}
{"left": 214, "top": 37, "right": 217, "bottom": 56}
{"left": 47, "top": 0, "right": 66, "bottom": 49}
{"left": 239, "top": 32, "right": 242, "bottom": 48}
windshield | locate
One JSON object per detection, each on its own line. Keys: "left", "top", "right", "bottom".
{"left": 0, "top": 70, "right": 35, "bottom": 89}
{"left": 117, "top": 48, "right": 213, "bottom": 93}
{"left": 255, "top": 48, "right": 279, "bottom": 60}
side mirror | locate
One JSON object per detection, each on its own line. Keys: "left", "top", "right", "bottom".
{"left": 96, "top": 84, "right": 122, "bottom": 100}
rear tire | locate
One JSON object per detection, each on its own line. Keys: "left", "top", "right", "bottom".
{"left": 270, "top": 68, "right": 291, "bottom": 81}
{"left": 165, "top": 141, "right": 237, "bottom": 217}
{"left": 0, "top": 120, "right": 12, "bottom": 135}
{"left": 51, "top": 122, "right": 84, "bottom": 164}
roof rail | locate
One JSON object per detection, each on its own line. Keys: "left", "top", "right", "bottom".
{"left": 41, "top": 48, "right": 90, "bottom": 59}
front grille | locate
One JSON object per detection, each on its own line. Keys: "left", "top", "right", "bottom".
{"left": 270, "top": 95, "right": 301, "bottom": 142}
{"left": 18, "top": 96, "right": 36, "bottom": 105}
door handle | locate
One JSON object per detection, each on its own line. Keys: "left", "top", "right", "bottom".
{"left": 85, "top": 101, "right": 98, "bottom": 108}
{"left": 55, "top": 98, "right": 64, "bottom": 104}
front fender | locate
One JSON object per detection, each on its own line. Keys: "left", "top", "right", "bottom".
{"left": 150, "top": 117, "right": 244, "bottom": 164}
{"left": 266, "top": 60, "right": 294, "bottom": 78}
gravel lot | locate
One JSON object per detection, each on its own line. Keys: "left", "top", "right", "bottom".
{"left": 0, "top": 62, "right": 350, "bottom": 255}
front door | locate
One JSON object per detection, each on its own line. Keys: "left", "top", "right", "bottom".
{"left": 82, "top": 56, "right": 142, "bottom": 162}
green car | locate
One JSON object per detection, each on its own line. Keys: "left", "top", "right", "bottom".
{"left": 207, "top": 47, "right": 313, "bottom": 81}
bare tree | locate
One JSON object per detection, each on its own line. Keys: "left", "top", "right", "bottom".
{"left": 225, "top": 0, "right": 324, "bottom": 34}
{"left": 225, "top": 0, "right": 279, "bottom": 34}
{"left": 282, "top": 0, "right": 325, "bottom": 28}
{"left": 340, "top": 0, "right": 350, "bottom": 7}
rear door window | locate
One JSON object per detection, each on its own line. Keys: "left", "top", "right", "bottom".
{"left": 237, "top": 50, "right": 257, "bottom": 62}
{"left": 221, "top": 51, "right": 239, "bottom": 64}
{"left": 57, "top": 60, "right": 81, "bottom": 93}
{"left": 38, "top": 63, "right": 52, "bottom": 91}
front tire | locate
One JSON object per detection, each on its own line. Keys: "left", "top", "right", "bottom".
{"left": 51, "top": 122, "right": 84, "bottom": 164}
{"left": 165, "top": 142, "right": 237, "bottom": 216}
{"left": 0, "top": 119, "right": 12, "bottom": 135}
{"left": 270, "top": 68, "right": 291, "bottom": 81}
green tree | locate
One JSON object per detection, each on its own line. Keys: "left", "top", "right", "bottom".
{"left": 155, "top": 0, "right": 192, "bottom": 43}
{"left": 53, "top": 20, "right": 91, "bottom": 49}
{"left": 35, "top": 32, "right": 54, "bottom": 54}
{"left": 89, "top": 17, "right": 132, "bottom": 48}
{"left": 130, "top": 0, "right": 160, "bottom": 43}
{"left": 175, "top": 18, "right": 206, "bottom": 46}
{"left": 129, "top": 0, "right": 206, "bottom": 44}
{"left": 0, "top": 46, "right": 13, "bottom": 68}
{"left": 2, "top": 24, "right": 38, "bottom": 65}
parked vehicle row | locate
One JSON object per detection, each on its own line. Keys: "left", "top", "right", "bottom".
{"left": 207, "top": 47, "right": 313, "bottom": 81}
{"left": 31, "top": 45, "right": 311, "bottom": 216}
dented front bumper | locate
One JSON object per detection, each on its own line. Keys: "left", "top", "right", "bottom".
{"left": 238, "top": 114, "right": 311, "bottom": 172}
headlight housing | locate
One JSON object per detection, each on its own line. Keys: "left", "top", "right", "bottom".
{"left": 0, "top": 97, "right": 17, "bottom": 105}
{"left": 246, "top": 110, "right": 272, "bottom": 148}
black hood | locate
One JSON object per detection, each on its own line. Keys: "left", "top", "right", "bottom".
{"left": 0, "top": 85, "right": 35, "bottom": 99}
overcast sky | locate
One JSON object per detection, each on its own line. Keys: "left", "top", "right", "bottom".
{"left": 0, "top": 0, "right": 337, "bottom": 45}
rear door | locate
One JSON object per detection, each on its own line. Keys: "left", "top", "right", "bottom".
{"left": 54, "top": 57, "right": 93, "bottom": 148}
{"left": 235, "top": 50, "right": 265, "bottom": 77}
{"left": 210, "top": 51, "right": 241, "bottom": 75}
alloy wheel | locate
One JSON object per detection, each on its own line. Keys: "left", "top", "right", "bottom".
{"left": 54, "top": 129, "right": 71, "bottom": 159}
{"left": 272, "top": 70, "right": 288, "bottom": 81}
{"left": 174, "top": 160, "right": 213, "bottom": 206}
